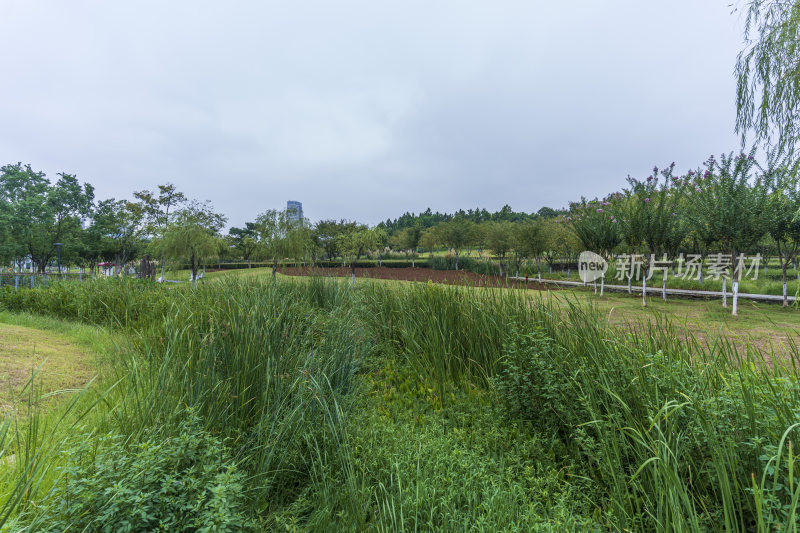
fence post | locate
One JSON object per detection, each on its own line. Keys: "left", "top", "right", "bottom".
{"left": 642, "top": 277, "right": 647, "bottom": 307}
{"left": 722, "top": 278, "right": 727, "bottom": 307}
{"left": 30, "top": 276, "right": 34, "bottom": 288}
{"left": 14, "top": 276, "right": 19, "bottom": 290}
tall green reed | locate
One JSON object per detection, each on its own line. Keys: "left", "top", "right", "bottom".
{"left": 356, "top": 281, "right": 800, "bottom": 531}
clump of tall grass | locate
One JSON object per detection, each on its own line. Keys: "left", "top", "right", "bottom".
{"left": 0, "top": 277, "right": 371, "bottom": 527}
{"left": 359, "top": 281, "right": 537, "bottom": 389}
{"left": 0, "top": 277, "right": 175, "bottom": 331}
{"left": 107, "top": 277, "right": 369, "bottom": 519}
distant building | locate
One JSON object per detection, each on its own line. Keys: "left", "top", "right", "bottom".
{"left": 287, "top": 200, "right": 303, "bottom": 221}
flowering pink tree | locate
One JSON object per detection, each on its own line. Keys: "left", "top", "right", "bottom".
{"left": 569, "top": 197, "right": 621, "bottom": 258}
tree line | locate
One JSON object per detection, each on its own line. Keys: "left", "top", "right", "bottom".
{"left": 4, "top": 147, "right": 799, "bottom": 308}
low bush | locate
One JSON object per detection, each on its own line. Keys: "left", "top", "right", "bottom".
{"left": 20, "top": 413, "right": 252, "bottom": 532}
{"left": 492, "top": 327, "right": 587, "bottom": 439}
{"left": 307, "top": 260, "right": 428, "bottom": 269}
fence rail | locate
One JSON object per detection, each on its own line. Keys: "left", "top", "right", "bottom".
{"left": 512, "top": 276, "right": 798, "bottom": 304}
{"left": 0, "top": 273, "right": 94, "bottom": 289}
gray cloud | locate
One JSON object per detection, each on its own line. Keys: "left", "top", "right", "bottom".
{"left": 0, "top": 0, "right": 744, "bottom": 227}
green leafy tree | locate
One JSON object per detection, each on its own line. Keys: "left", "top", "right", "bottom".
{"left": 255, "top": 209, "right": 294, "bottom": 280}
{"left": 286, "top": 217, "right": 316, "bottom": 267}
{"left": 420, "top": 226, "right": 439, "bottom": 258}
{"left": 536, "top": 206, "right": 563, "bottom": 218}
{"left": 0, "top": 188, "right": 18, "bottom": 268}
{"left": 540, "top": 217, "right": 579, "bottom": 275}
{"left": 611, "top": 164, "right": 688, "bottom": 303}
{"left": 371, "top": 227, "right": 389, "bottom": 265}
{"left": 134, "top": 183, "right": 187, "bottom": 280}
{"left": 484, "top": 221, "right": 514, "bottom": 276}
{"left": 569, "top": 197, "right": 621, "bottom": 258}
{"left": 735, "top": 0, "right": 800, "bottom": 152}
{"left": 89, "top": 198, "right": 147, "bottom": 275}
{"left": 0, "top": 164, "right": 94, "bottom": 273}
{"left": 511, "top": 221, "right": 546, "bottom": 279}
{"left": 438, "top": 218, "right": 475, "bottom": 270}
{"left": 313, "top": 219, "right": 357, "bottom": 261}
{"left": 637, "top": 165, "right": 688, "bottom": 303}
{"left": 161, "top": 201, "right": 226, "bottom": 286}
{"left": 687, "top": 152, "right": 770, "bottom": 315}
{"left": 394, "top": 225, "right": 423, "bottom": 266}
{"left": 763, "top": 155, "right": 800, "bottom": 305}
{"left": 337, "top": 225, "right": 379, "bottom": 285}
{"left": 228, "top": 223, "right": 260, "bottom": 266}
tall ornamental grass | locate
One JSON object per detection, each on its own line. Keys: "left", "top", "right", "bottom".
{"left": 360, "top": 281, "right": 800, "bottom": 531}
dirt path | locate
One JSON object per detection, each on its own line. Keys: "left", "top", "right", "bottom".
{"left": 277, "top": 266, "right": 553, "bottom": 291}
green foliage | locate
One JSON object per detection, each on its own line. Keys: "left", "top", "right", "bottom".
{"left": 484, "top": 221, "right": 515, "bottom": 273}
{"left": 87, "top": 198, "right": 148, "bottom": 270}
{"left": 540, "top": 217, "right": 580, "bottom": 269}
{"left": 763, "top": 153, "right": 800, "bottom": 300}
{"left": 735, "top": 0, "right": 800, "bottom": 152}
{"left": 0, "top": 163, "right": 94, "bottom": 272}
{"left": 134, "top": 183, "right": 187, "bottom": 236}
{"left": 313, "top": 219, "right": 358, "bottom": 260}
{"left": 427, "top": 255, "right": 478, "bottom": 272}
{"left": 161, "top": 201, "right": 226, "bottom": 283}
{"left": 22, "top": 413, "right": 252, "bottom": 532}
{"left": 511, "top": 221, "right": 546, "bottom": 275}
{"left": 227, "top": 222, "right": 260, "bottom": 263}
{"left": 339, "top": 363, "right": 601, "bottom": 533}
{"left": 610, "top": 163, "right": 688, "bottom": 261}
{"left": 437, "top": 218, "right": 476, "bottom": 267}
{"left": 492, "top": 327, "right": 586, "bottom": 439}
{"left": 380, "top": 205, "right": 539, "bottom": 235}
{"left": 254, "top": 208, "right": 307, "bottom": 271}
{"left": 391, "top": 225, "right": 423, "bottom": 261}
{"left": 337, "top": 225, "right": 380, "bottom": 266}
{"left": 687, "top": 152, "right": 769, "bottom": 257}
{"left": 569, "top": 197, "right": 621, "bottom": 256}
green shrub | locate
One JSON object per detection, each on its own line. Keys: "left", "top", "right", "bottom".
{"left": 315, "top": 363, "right": 604, "bottom": 532}
{"left": 428, "top": 256, "right": 477, "bottom": 272}
{"left": 492, "top": 327, "right": 587, "bottom": 439}
{"left": 20, "top": 413, "right": 252, "bottom": 532}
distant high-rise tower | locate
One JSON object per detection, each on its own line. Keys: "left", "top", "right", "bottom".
{"left": 287, "top": 200, "right": 303, "bottom": 221}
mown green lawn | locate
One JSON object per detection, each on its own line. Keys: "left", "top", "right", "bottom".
{"left": 0, "top": 320, "right": 92, "bottom": 413}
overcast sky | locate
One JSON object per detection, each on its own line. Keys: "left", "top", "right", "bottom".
{"left": 0, "top": 1, "right": 746, "bottom": 228}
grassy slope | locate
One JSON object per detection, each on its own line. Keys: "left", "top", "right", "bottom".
{"left": 0, "top": 312, "right": 130, "bottom": 528}
{"left": 0, "top": 313, "right": 126, "bottom": 416}
{"left": 0, "top": 322, "right": 93, "bottom": 414}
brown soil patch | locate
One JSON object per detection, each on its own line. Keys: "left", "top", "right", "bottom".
{"left": 278, "top": 266, "right": 553, "bottom": 291}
